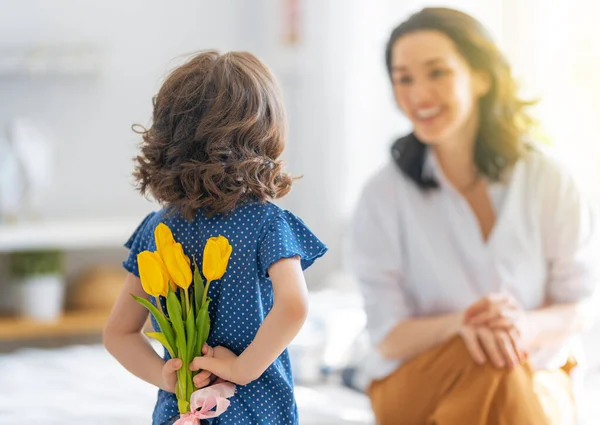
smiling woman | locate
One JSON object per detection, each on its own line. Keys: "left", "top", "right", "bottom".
{"left": 351, "top": 7, "right": 600, "bottom": 425}
{"left": 385, "top": 7, "right": 535, "bottom": 192}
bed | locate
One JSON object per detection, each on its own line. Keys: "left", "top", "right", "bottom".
{"left": 2, "top": 289, "right": 599, "bottom": 424}
{"left": 0, "top": 341, "right": 374, "bottom": 425}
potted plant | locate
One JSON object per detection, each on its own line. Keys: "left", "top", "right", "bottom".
{"left": 9, "top": 250, "right": 65, "bottom": 321}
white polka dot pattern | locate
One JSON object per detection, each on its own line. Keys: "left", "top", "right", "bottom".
{"left": 122, "top": 201, "right": 327, "bottom": 425}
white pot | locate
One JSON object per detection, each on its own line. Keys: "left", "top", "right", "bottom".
{"left": 17, "top": 275, "right": 65, "bottom": 321}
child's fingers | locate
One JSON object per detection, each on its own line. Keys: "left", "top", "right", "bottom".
{"left": 194, "top": 377, "right": 212, "bottom": 388}
{"left": 194, "top": 370, "right": 212, "bottom": 384}
{"left": 202, "top": 344, "right": 214, "bottom": 357}
{"left": 189, "top": 356, "right": 207, "bottom": 372}
{"left": 162, "top": 358, "right": 183, "bottom": 392}
{"left": 194, "top": 370, "right": 214, "bottom": 388}
{"left": 165, "top": 358, "right": 182, "bottom": 372}
{"left": 189, "top": 356, "right": 221, "bottom": 375}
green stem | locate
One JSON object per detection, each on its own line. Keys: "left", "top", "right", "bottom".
{"left": 202, "top": 280, "right": 212, "bottom": 306}
{"left": 184, "top": 289, "right": 190, "bottom": 316}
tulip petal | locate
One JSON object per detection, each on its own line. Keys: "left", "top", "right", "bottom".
{"left": 202, "top": 236, "right": 232, "bottom": 282}
{"left": 202, "top": 239, "right": 221, "bottom": 281}
{"left": 138, "top": 250, "right": 169, "bottom": 297}
{"left": 155, "top": 223, "right": 176, "bottom": 253}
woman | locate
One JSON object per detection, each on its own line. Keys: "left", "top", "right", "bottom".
{"left": 351, "top": 7, "right": 599, "bottom": 425}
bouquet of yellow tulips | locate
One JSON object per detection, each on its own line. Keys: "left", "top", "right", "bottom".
{"left": 132, "top": 223, "right": 233, "bottom": 416}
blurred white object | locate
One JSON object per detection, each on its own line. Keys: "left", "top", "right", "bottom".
{"left": 289, "top": 289, "right": 367, "bottom": 386}
{"left": 0, "top": 218, "right": 141, "bottom": 252}
{"left": 0, "top": 134, "right": 24, "bottom": 222}
{"left": 2, "top": 118, "right": 54, "bottom": 221}
{"left": 17, "top": 275, "right": 65, "bottom": 321}
{"left": 289, "top": 316, "right": 327, "bottom": 385}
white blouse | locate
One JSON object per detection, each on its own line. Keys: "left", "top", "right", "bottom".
{"left": 351, "top": 147, "right": 599, "bottom": 381}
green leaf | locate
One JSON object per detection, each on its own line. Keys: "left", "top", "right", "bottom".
{"left": 166, "top": 287, "right": 188, "bottom": 408}
{"left": 145, "top": 332, "right": 176, "bottom": 358}
{"left": 185, "top": 308, "right": 197, "bottom": 367}
{"left": 194, "top": 299, "right": 211, "bottom": 358}
{"left": 131, "top": 295, "right": 176, "bottom": 355}
{"left": 193, "top": 255, "right": 204, "bottom": 312}
{"left": 185, "top": 311, "right": 197, "bottom": 402}
{"left": 177, "top": 397, "right": 190, "bottom": 414}
{"left": 166, "top": 289, "right": 186, "bottom": 357}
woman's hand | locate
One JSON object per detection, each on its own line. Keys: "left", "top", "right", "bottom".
{"left": 460, "top": 325, "right": 526, "bottom": 368}
{"left": 464, "top": 293, "right": 528, "bottom": 337}
{"left": 460, "top": 294, "right": 529, "bottom": 367}
{"left": 189, "top": 345, "right": 249, "bottom": 385}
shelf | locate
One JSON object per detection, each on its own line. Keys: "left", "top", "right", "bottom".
{"left": 0, "top": 310, "right": 110, "bottom": 341}
{"left": 0, "top": 218, "right": 141, "bottom": 252}
{"left": 0, "top": 46, "right": 102, "bottom": 77}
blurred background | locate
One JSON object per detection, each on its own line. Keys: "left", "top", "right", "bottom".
{"left": 0, "top": 0, "right": 598, "bottom": 424}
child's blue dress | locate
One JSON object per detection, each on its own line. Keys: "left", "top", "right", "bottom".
{"left": 122, "top": 201, "right": 327, "bottom": 425}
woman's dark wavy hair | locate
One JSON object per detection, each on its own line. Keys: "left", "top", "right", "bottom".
{"left": 133, "top": 50, "right": 294, "bottom": 219}
{"left": 386, "top": 8, "right": 536, "bottom": 189}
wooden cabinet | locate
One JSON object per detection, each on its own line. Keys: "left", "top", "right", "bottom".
{"left": 0, "top": 218, "right": 139, "bottom": 342}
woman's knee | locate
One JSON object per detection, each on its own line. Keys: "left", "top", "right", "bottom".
{"left": 423, "top": 335, "right": 480, "bottom": 370}
{"left": 473, "top": 358, "right": 537, "bottom": 393}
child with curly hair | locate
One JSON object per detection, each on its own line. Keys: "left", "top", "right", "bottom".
{"left": 103, "top": 50, "right": 327, "bottom": 425}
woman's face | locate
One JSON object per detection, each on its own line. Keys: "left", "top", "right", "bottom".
{"left": 390, "top": 30, "right": 489, "bottom": 145}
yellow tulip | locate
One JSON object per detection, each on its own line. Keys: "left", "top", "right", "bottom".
{"left": 137, "top": 250, "right": 169, "bottom": 297}
{"left": 202, "top": 236, "right": 232, "bottom": 282}
{"left": 155, "top": 223, "right": 176, "bottom": 252}
{"left": 155, "top": 223, "right": 192, "bottom": 290}
{"left": 160, "top": 241, "right": 192, "bottom": 290}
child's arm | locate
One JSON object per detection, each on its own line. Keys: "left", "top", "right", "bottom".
{"left": 103, "top": 272, "right": 183, "bottom": 392}
{"left": 189, "top": 256, "right": 309, "bottom": 385}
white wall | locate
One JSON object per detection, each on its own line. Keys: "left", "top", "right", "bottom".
{"left": 0, "top": 0, "right": 509, "bottom": 288}
{"left": 0, "top": 0, "right": 348, "bottom": 287}
{"left": 0, "top": 0, "right": 241, "bottom": 220}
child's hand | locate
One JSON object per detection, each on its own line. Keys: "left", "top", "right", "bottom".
{"left": 161, "top": 358, "right": 182, "bottom": 393}
{"left": 189, "top": 345, "right": 247, "bottom": 385}
{"left": 192, "top": 344, "right": 217, "bottom": 389}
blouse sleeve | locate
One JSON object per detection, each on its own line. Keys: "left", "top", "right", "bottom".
{"left": 257, "top": 210, "right": 327, "bottom": 278}
{"left": 542, "top": 161, "right": 600, "bottom": 303}
{"left": 350, "top": 167, "right": 415, "bottom": 346}
{"left": 122, "top": 212, "right": 157, "bottom": 278}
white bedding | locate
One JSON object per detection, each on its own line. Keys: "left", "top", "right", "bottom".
{"left": 0, "top": 343, "right": 373, "bottom": 425}
{"left": 3, "top": 341, "right": 600, "bottom": 424}
{"left": 3, "top": 287, "right": 599, "bottom": 425}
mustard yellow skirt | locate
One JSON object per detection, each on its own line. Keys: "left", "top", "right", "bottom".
{"left": 369, "top": 336, "right": 575, "bottom": 425}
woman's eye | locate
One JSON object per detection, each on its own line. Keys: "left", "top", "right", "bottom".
{"left": 430, "top": 68, "right": 448, "bottom": 79}
{"left": 397, "top": 75, "right": 412, "bottom": 85}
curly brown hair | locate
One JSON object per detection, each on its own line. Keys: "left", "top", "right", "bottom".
{"left": 386, "top": 8, "right": 536, "bottom": 188}
{"left": 133, "top": 50, "right": 294, "bottom": 219}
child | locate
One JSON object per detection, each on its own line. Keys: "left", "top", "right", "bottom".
{"left": 103, "top": 50, "right": 327, "bottom": 425}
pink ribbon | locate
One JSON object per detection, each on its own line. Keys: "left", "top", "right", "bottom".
{"left": 173, "top": 382, "right": 236, "bottom": 425}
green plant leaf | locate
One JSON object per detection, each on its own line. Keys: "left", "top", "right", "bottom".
{"left": 193, "top": 255, "right": 204, "bottom": 312}
{"left": 145, "top": 332, "right": 176, "bottom": 358}
{"left": 195, "top": 299, "right": 211, "bottom": 358}
{"left": 9, "top": 250, "right": 63, "bottom": 278}
{"left": 131, "top": 295, "right": 176, "bottom": 354}
{"left": 166, "top": 287, "right": 188, "bottom": 412}
{"left": 178, "top": 398, "right": 190, "bottom": 415}
{"left": 185, "top": 310, "right": 197, "bottom": 402}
